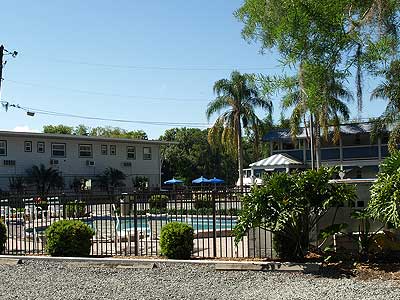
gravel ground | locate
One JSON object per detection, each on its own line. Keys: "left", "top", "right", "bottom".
{"left": 0, "top": 259, "right": 399, "bottom": 300}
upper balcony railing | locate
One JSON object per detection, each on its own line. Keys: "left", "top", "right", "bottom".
{"left": 272, "top": 144, "right": 388, "bottom": 163}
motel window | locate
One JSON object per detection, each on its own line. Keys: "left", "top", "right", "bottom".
{"left": 101, "top": 145, "right": 108, "bottom": 155}
{"left": 0, "top": 140, "right": 7, "bottom": 156}
{"left": 24, "top": 141, "right": 32, "bottom": 152}
{"left": 37, "top": 142, "right": 45, "bottom": 153}
{"left": 79, "top": 144, "right": 93, "bottom": 158}
{"left": 143, "top": 147, "right": 152, "bottom": 160}
{"left": 127, "top": 146, "right": 136, "bottom": 160}
{"left": 52, "top": 143, "right": 66, "bottom": 157}
{"left": 110, "top": 145, "right": 116, "bottom": 155}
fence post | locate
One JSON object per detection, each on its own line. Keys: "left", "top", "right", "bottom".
{"left": 212, "top": 190, "right": 217, "bottom": 258}
{"left": 133, "top": 193, "right": 138, "bottom": 256}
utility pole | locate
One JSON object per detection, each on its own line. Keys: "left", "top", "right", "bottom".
{"left": 0, "top": 45, "right": 5, "bottom": 99}
{"left": 0, "top": 44, "right": 18, "bottom": 100}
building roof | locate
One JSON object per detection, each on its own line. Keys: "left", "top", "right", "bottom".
{"left": 249, "top": 153, "right": 302, "bottom": 168}
{"left": 0, "top": 130, "right": 176, "bottom": 145}
{"left": 263, "top": 122, "right": 379, "bottom": 141}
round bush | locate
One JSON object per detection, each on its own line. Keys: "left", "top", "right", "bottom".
{"left": 0, "top": 220, "right": 6, "bottom": 254}
{"left": 160, "top": 222, "right": 194, "bottom": 259}
{"left": 149, "top": 194, "right": 169, "bottom": 209}
{"left": 65, "top": 201, "right": 86, "bottom": 218}
{"left": 45, "top": 220, "right": 95, "bottom": 257}
{"left": 193, "top": 194, "right": 213, "bottom": 209}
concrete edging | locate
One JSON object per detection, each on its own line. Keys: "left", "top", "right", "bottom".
{"left": 0, "top": 255, "right": 321, "bottom": 272}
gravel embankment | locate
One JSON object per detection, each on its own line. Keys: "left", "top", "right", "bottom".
{"left": 0, "top": 259, "right": 399, "bottom": 300}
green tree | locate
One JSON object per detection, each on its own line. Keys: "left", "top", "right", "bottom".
{"left": 235, "top": 0, "right": 399, "bottom": 114}
{"left": 26, "top": 164, "right": 64, "bottom": 198}
{"left": 43, "top": 124, "right": 148, "bottom": 140}
{"left": 234, "top": 168, "right": 356, "bottom": 260}
{"left": 280, "top": 65, "right": 353, "bottom": 168}
{"left": 73, "top": 124, "right": 90, "bottom": 136}
{"left": 160, "top": 128, "right": 237, "bottom": 185}
{"left": 90, "top": 126, "right": 148, "bottom": 140}
{"left": 43, "top": 125, "right": 73, "bottom": 135}
{"left": 206, "top": 71, "right": 272, "bottom": 188}
{"left": 371, "top": 60, "right": 400, "bottom": 152}
{"left": 235, "top": 1, "right": 399, "bottom": 169}
{"left": 95, "top": 167, "right": 126, "bottom": 195}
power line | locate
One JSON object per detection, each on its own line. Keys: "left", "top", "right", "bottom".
{"left": 26, "top": 56, "right": 279, "bottom": 71}
{"left": 0, "top": 100, "right": 211, "bottom": 128}
{"left": 4, "top": 79, "right": 210, "bottom": 103}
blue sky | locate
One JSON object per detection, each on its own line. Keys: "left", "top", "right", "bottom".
{"left": 0, "top": 1, "right": 386, "bottom": 139}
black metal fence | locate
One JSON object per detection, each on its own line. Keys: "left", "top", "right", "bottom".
{"left": 0, "top": 188, "right": 274, "bottom": 258}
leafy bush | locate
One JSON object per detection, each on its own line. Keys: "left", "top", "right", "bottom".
{"left": 0, "top": 220, "right": 6, "bottom": 254}
{"left": 65, "top": 201, "right": 86, "bottom": 217}
{"left": 149, "top": 194, "right": 169, "bottom": 210}
{"left": 234, "top": 168, "right": 356, "bottom": 260}
{"left": 45, "top": 220, "right": 95, "bottom": 257}
{"left": 369, "top": 150, "right": 400, "bottom": 227}
{"left": 160, "top": 222, "right": 194, "bottom": 259}
{"left": 193, "top": 193, "right": 213, "bottom": 209}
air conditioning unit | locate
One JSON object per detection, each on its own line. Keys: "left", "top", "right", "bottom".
{"left": 122, "top": 162, "right": 132, "bottom": 167}
{"left": 50, "top": 159, "right": 59, "bottom": 165}
{"left": 3, "top": 160, "right": 16, "bottom": 166}
{"left": 86, "top": 160, "right": 96, "bottom": 167}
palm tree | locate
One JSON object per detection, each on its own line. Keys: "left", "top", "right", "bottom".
{"left": 95, "top": 167, "right": 126, "bottom": 195}
{"left": 370, "top": 60, "right": 400, "bottom": 152}
{"left": 282, "top": 64, "right": 352, "bottom": 168}
{"left": 26, "top": 164, "right": 64, "bottom": 199}
{"left": 206, "top": 71, "right": 272, "bottom": 188}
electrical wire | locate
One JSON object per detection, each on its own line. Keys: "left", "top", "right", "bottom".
{"left": 0, "top": 100, "right": 211, "bottom": 128}
{"left": 25, "top": 56, "right": 279, "bottom": 71}
{"left": 4, "top": 79, "right": 209, "bottom": 103}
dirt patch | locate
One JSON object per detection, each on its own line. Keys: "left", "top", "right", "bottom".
{"left": 355, "top": 263, "right": 400, "bottom": 281}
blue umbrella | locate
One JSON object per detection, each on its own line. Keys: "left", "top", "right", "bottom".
{"left": 164, "top": 178, "right": 183, "bottom": 185}
{"left": 192, "top": 176, "right": 209, "bottom": 184}
{"left": 207, "top": 177, "right": 224, "bottom": 184}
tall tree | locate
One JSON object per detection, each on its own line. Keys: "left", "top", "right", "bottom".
{"left": 206, "top": 71, "right": 272, "bottom": 188}
{"left": 235, "top": 0, "right": 399, "bottom": 115}
{"left": 235, "top": 1, "right": 398, "bottom": 167}
{"left": 160, "top": 128, "right": 237, "bottom": 185}
{"left": 371, "top": 59, "right": 400, "bottom": 152}
{"left": 281, "top": 64, "right": 353, "bottom": 168}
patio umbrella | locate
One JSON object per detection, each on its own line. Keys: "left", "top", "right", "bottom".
{"left": 191, "top": 176, "right": 209, "bottom": 184}
{"left": 164, "top": 178, "right": 183, "bottom": 185}
{"left": 207, "top": 177, "right": 224, "bottom": 184}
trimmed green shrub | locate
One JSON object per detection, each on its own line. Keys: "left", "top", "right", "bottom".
{"left": 149, "top": 194, "right": 169, "bottom": 209}
{"left": 193, "top": 193, "right": 213, "bottom": 209}
{"left": 0, "top": 220, "right": 6, "bottom": 254}
{"left": 45, "top": 220, "right": 95, "bottom": 257}
{"left": 160, "top": 222, "right": 194, "bottom": 259}
{"left": 65, "top": 201, "right": 86, "bottom": 217}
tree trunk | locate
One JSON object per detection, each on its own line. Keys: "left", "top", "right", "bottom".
{"left": 315, "top": 122, "right": 321, "bottom": 169}
{"left": 237, "top": 115, "right": 244, "bottom": 190}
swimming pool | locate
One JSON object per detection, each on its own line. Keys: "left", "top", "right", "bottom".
{"left": 116, "top": 216, "right": 237, "bottom": 232}
{"left": 25, "top": 219, "right": 95, "bottom": 234}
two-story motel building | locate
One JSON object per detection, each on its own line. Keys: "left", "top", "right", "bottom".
{"left": 0, "top": 130, "right": 170, "bottom": 191}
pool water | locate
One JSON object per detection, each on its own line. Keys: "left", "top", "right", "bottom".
{"left": 25, "top": 220, "right": 95, "bottom": 234}
{"left": 117, "top": 216, "right": 237, "bottom": 232}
